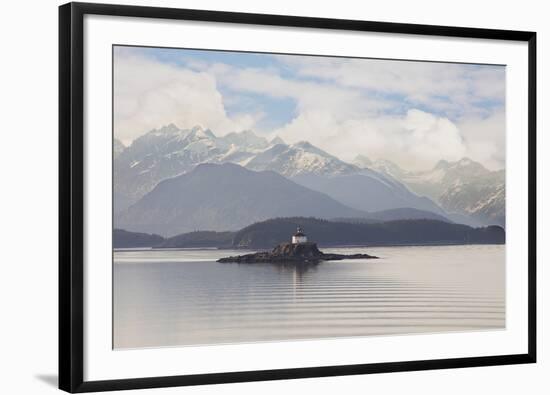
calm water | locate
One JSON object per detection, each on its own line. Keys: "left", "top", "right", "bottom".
{"left": 114, "top": 245, "right": 504, "bottom": 349}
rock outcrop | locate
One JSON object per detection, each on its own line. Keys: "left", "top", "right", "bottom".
{"left": 217, "top": 242, "right": 378, "bottom": 263}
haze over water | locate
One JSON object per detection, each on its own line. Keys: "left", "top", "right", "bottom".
{"left": 114, "top": 244, "right": 504, "bottom": 349}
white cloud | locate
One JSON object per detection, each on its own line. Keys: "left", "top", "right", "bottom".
{"left": 203, "top": 59, "right": 503, "bottom": 170}
{"left": 115, "top": 48, "right": 505, "bottom": 171}
{"left": 208, "top": 64, "right": 392, "bottom": 119}
{"left": 458, "top": 111, "right": 506, "bottom": 170}
{"left": 114, "top": 51, "right": 260, "bottom": 143}
{"left": 273, "top": 109, "right": 468, "bottom": 171}
{"left": 278, "top": 56, "right": 505, "bottom": 117}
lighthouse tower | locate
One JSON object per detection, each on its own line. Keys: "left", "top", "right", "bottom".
{"left": 291, "top": 226, "right": 308, "bottom": 244}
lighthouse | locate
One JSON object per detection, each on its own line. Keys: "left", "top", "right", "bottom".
{"left": 291, "top": 226, "right": 308, "bottom": 244}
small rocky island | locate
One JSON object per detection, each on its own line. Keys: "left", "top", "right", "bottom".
{"left": 217, "top": 227, "right": 378, "bottom": 264}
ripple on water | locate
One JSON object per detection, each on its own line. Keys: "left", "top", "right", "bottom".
{"left": 113, "top": 244, "right": 505, "bottom": 349}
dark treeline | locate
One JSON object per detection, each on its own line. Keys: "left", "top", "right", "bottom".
{"left": 160, "top": 231, "right": 234, "bottom": 248}
{"left": 114, "top": 217, "right": 505, "bottom": 249}
{"left": 113, "top": 228, "right": 164, "bottom": 248}
{"left": 232, "top": 217, "right": 504, "bottom": 249}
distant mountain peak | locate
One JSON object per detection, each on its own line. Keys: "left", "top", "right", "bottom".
{"left": 239, "top": 130, "right": 256, "bottom": 137}
{"left": 188, "top": 125, "right": 215, "bottom": 139}
{"left": 434, "top": 157, "right": 484, "bottom": 171}
{"left": 156, "top": 123, "right": 181, "bottom": 134}
{"left": 244, "top": 139, "right": 358, "bottom": 177}
{"left": 145, "top": 124, "right": 191, "bottom": 142}
{"left": 293, "top": 141, "right": 313, "bottom": 149}
{"left": 163, "top": 123, "right": 180, "bottom": 131}
{"left": 444, "top": 158, "right": 489, "bottom": 176}
{"left": 145, "top": 124, "right": 215, "bottom": 142}
{"left": 270, "top": 136, "right": 285, "bottom": 146}
{"left": 291, "top": 141, "right": 338, "bottom": 158}
{"left": 455, "top": 157, "right": 479, "bottom": 168}
{"left": 220, "top": 129, "right": 270, "bottom": 150}
{"left": 365, "top": 158, "right": 405, "bottom": 181}
{"left": 434, "top": 159, "right": 450, "bottom": 170}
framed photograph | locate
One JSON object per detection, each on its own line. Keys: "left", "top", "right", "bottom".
{"left": 59, "top": 2, "right": 536, "bottom": 392}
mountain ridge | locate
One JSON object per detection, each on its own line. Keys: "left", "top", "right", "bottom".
{"left": 114, "top": 125, "right": 447, "bottom": 221}
{"left": 354, "top": 156, "right": 505, "bottom": 226}
{"left": 114, "top": 125, "right": 504, "bottom": 228}
{"left": 115, "top": 163, "right": 369, "bottom": 236}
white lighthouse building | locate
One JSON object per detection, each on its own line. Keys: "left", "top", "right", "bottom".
{"left": 291, "top": 226, "right": 308, "bottom": 244}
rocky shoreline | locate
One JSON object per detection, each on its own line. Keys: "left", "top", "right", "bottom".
{"left": 217, "top": 242, "right": 378, "bottom": 264}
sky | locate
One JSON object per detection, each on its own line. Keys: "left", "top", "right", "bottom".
{"left": 114, "top": 45, "right": 505, "bottom": 171}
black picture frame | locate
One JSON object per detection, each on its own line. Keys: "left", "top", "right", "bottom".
{"left": 59, "top": 2, "right": 537, "bottom": 393}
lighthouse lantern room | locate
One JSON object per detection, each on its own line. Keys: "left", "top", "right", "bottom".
{"left": 292, "top": 226, "right": 308, "bottom": 244}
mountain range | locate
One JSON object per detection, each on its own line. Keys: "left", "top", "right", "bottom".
{"left": 115, "top": 163, "right": 367, "bottom": 236}
{"left": 114, "top": 124, "right": 367, "bottom": 211}
{"left": 115, "top": 162, "right": 454, "bottom": 236}
{"left": 114, "top": 124, "right": 505, "bottom": 234}
{"left": 354, "top": 156, "right": 505, "bottom": 226}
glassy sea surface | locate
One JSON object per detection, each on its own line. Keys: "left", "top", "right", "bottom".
{"left": 114, "top": 245, "right": 504, "bottom": 349}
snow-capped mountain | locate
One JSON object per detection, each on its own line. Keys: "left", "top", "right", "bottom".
{"left": 438, "top": 173, "right": 505, "bottom": 226}
{"left": 355, "top": 157, "right": 407, "bottom": 181}
{"left": 115, "top": 125, "right": 359, "bottom": 211}
{"left": 220, "top": 130, "right": 271, "bottom": 151}
{"left": 114, "top": 124, "right": 228, "bottom": 210}
{"left": 403, "top": 158, "right": 496, "bottom": 200}
{"left": 355, "top": 156, "right": 505, "bottom": 226}
{"left": 246, "top": 141, "right": 359, "bottom": 177}
{"left": 114, "top": 125, "right": 447, "bottom": 221}
{"left": 270, "top": 136, "right": 285, "bottom": 146}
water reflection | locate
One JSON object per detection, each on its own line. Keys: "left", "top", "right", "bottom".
{"left": 269, "top": 261, "right": 319, "bottom": 277}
